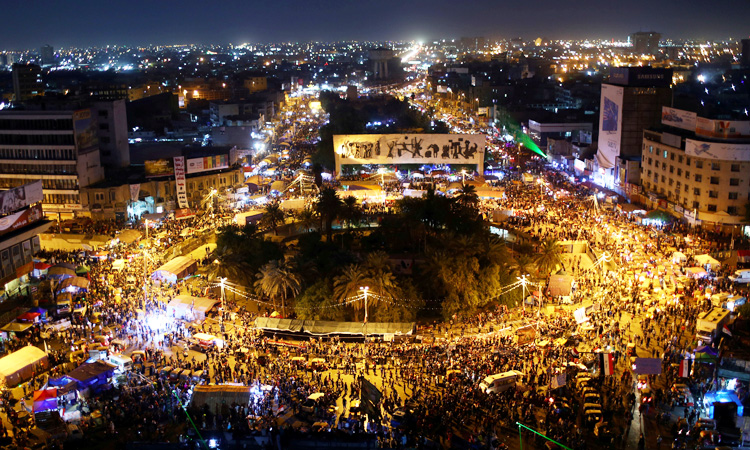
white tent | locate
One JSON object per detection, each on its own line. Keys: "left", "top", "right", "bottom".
{"left": 672, "top": 251, "right": 687, "bottom": 264}
{"left": 167, "top": 295, "right": 219, "bottom": 321}
{"left": 694, "top": 254, "right": 720, "bottom": 271}
{"left": 0, "top": 346, "right": 48, "bottom": 386}
{"left": 152, "top": 256, "right": 197, "bottom": 283}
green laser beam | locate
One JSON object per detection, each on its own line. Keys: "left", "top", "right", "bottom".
{"left": 516, "top": 422, "right": 573, "bottom": 450}
{"left": 173, "top": 389, "right": 209, "bottom": 450}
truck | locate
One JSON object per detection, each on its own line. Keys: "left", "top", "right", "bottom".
{"left": 233, "top": 210, "right": 264, "bottom": 226}
{"left": 695, "top": 307, "right": 730, "bottom": 343}
{"left": 729, "top": 269, "right": 750, "bottom": 284}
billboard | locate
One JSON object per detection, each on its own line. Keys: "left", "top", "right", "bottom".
{"left": 662, "top": 107, "right": 697, "bottom": 131}
{"left": 0, "top": 204, "right": 43, "bottom": 238}
{"left": 685, "top": 139, "right": 750, "bottom": 161}
{"left": 73, "top": 109, "right": 99, "bottom": 154}
{"left": 516, "top": 325, "right": 536, "bottom": 346}
{"left": 695, "top": 117, "right": 750, "bottom": 139}
{"left": 0, "top": 181, "right": 43, "bottom": 217}
{"left": 145, "top": 159, "right": 175, "bottom": 177}
{"left": 596, "top": 84, "right": 623, "bottom": 169}
{"left": 174, "top": 157, "right": 189, "bottom": 209}
{"left": 332, "top": 134, "right": 485, "bottom": 174}
{"left": 609, "top": 67, "right": 672, "bottom": 87}
{"left": 186, "top": 155, "right": 229, "bottom": 174}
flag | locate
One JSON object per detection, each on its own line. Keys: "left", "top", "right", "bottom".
{"left": 723, "top": 325, "right": 732, "bottom": 337}
{"left": 599, "top": 352, "right": 614, "bottom": 376}
{"left": 679, "top": 359, "right": 692, "bottom": 378}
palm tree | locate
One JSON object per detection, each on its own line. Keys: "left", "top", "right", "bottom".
{"left": 340, "top": 196, "right": 362, "bottom": 229}
{"left": 315, "top": 186, "right": 342, "bottom": 242}
{"left": 262, "top": 202, "right": 285, "bottom": 235}
{"left": 534, "top": 238, "right": 563, "bottom": 279}
{"left": 295, "top": 207, "right": 318, "bottom": 233}
{"left": 510, "top": 253, "right": 537, "bottom": 278}
{"left": 456, "top": 184, "right": 479, "bottom": 208}
{"left": 254, "top": 259, "right": 302, "bottom": 315}
{"left": 333, "top": 264, "right": 370, "bottom": 321}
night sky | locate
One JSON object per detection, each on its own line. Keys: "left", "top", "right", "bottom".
{"left": 2, "top": 0, "right": 749, "bottom": 49}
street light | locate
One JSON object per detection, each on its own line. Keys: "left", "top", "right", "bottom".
{"left": 517, "top": 275, "right": 529, "bottom": 312}
{"left": 360, "top": 286, "right": 369, "bottom": 342}
{"left": 219, "top": 277, "right": 227, "bottom": 333}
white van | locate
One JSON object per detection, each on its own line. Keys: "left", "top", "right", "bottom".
{"left": 107, "top": 354, "right": 132, "bottom": 373}
{"left": 479, "top": 370, "right": 524, "bottom": 394}
{"left": 729, "top": 269, "right": 750, "bottom": 283}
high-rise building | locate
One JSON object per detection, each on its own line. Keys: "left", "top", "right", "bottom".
{"left": 0, "top": 110, "right": 105, "bottom": 220}
{"left": 595, "top": 67, "right": 673, "bottom": 187}
{"left": 39, "top": 44, "right": 54, "bottom": 66}
{"left": 630, "top": 32, "right": 662, "bottom": 56}
{"left": 11, "top": 64, "right": 43, "bottom": 102}
{"left": 641, "top": 107, "right": 750, "bottom": 228}
{"left": 92, "top": 100, "right": 130, "bottom": 168}
{"left": 741, "top": 39, "right": 750, "bottom": 68}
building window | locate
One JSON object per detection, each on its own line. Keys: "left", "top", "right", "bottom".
{"left": 685, "top": 171, "right": 690, "bottom": 179}
{"left": 99, "top": 123, "right": 109, "bottom": 131}
{"left": 685, "top": 184, "right": 689, "bottom": 192}
{"left": 693, "top": 201, "right": 700, "bottom": 209}
{"left": 109, "top": 190, "right": 116, "bottom": 202}
{"left": 693, "top": 188, "right": 701, "bottom": 196}
{"left": 649, "top": 146, "right": 653, "bottom": 153}
{"left": 678, "top": 156, "right": 683, "bottom": 163}
{"left": 677, "top": 168, "right": 682, "bottom": 176}
{"left": 686, "top": 157, "right": 691, "bottom": 166}
{"left": 707, "top": 204, "right": 717, "bottom": 212}
{"left": 663, "top": 150, "right": 668, "bottom": 158}
{"left": 695, "top": 160, "right": 703, "bottom": 169}
{"left": 655, "top": 161, "right": 659, "bottom": 169}
{"left": 671, "top": 153, "right": 675, "bottom": 161}
{"left": 94, "top": 192, "right": 104, "bottom": 202}
{"left": 669, "top": 166, "right": 674, "bottom": 173}
{"left": 710, "top": 177, "right": 719, "bottom": 185}
{"left": 647, "top": 170, "right": 651, "bottom": 176}
{"left": 728, "top": 206, "right": 738, "bottom": 215}
{"left": 711, "top": 162, "right": 720, "bottom": 171}
{"left": 729, "top": 192, "right": 739, "bottom": 200}
{"left": 731, "top": 164, "right": 740, "bottom": 172}
{"left": 661, "top": 175, "right": 666, "bottom": 182}
{"left": 709, "top": 191, "right": 718, "bottom": 198}
{"left": 676, "top": 181, "right": 681, "bottom": 189}
{"left": 730, "top": 178, "right": 739, "bottom": 186}
{"left": 694, "top": 174, "right": 702, "bottom": 182}
{"left": 669, "top": 178, "right": 674, "bottom": 186}
{"left": 98, "top": 110, "right": 108, "bottom": 118}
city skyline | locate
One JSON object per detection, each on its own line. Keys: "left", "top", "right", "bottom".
{"left": 2, "top": 0, "right": 749, "bottom": 50}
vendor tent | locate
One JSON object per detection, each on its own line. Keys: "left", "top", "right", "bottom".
{"left": 1, "top": 322, "right": 34, "bottom": 333}
{"left": 694, "top": 254, "right": 720, "bottom": 271}
{"left": 190, "top": 385, "right": 252, "bottom": 411}
{"left": 254, "top": 317, "right": 304, "bottom": 332}
{"left": 685, "top": 267, "right": 708, "bottom": 278}
{"left": 476, "top": 188, "right": 504, "bottom": 199}
{"left": 548, "top": 274, "right": 574, "bottom": 297}
{"left": 32, "top": 389, "right": 58, "bottom": 413}
{"left": 672, "top": 251, "right": 687, "bottom": 263}
{"left": 57, "top": 276, "right": 90, "bottom": 292}
{"left": 112, "top": 259, "right": 127, "bottom": 271}
{"left": 47, "top": 266, "right": 75, "bottom": 280}
{"left": 117, "top": 229, "right": 141, "bottom": 244}
{"left": 254, "top": 318, "right": 414, "bottom": 336}
{"left": 66, "top": 361, "right": 115, "bottom": 390}
{"left": 167, "top": 295, "right": 218, "bottom": 321}
{"left": 17, "top": 312, "right": 41, "bottom": 323}
{"left": 0, "top": 346, "right": 49, "bottom": 386}
{"left": 151, "top": 256, "right": 197, "bottom": 283}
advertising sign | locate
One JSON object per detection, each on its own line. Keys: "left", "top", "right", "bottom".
{"left": 695, "top": 118, "right": 750, "bottom": 139}
{"left": 633, "top": 357, "right": 663, "bottom": 375}
{"left": 73, "top": 109, "right": 99, "bottom": 154}
{"left": 129, "top": 184, "right": 140, "bottom": 202}
{"left": 332, "top": 134, "right": 485, "bottom": 174}
{"left": 0, "top": 204, "right": 43, "bottom": 238}
{"left": 685, "top": 139, "right": 750, "bottom": 161}
{"left": 145, "top": 159, "right": 175, "bottom": 177}
{"left": 174, "top": 157, "right": 188, "bottom": 209}
{"left": 662, "top": 107, "right": 697, "bottom": 131}
{"left": 596, "top": 84, "right": 623, "bottom": 169}
{"left": 0, "top": 180, "right": 43, "bottom": 217}
{"left": 186, "top": 155, "right": 229, "bottom": 174}
{"left": 516, "top": 325, "right": 536, "bottom": 346}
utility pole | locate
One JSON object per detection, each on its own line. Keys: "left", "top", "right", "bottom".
{"left": 360, "top": 286, "right": 369, "bottom": 351}
{"left": 219, "top": 277, "right": 226, "bottom": 333}
{"left": 143, "top": 219, "right": 149, "bottom": 305}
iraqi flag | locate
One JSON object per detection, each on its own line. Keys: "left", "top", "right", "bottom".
{"left": 723, "top": 325, "right": 732, "bottom": 337}
{"left": 679, "top": 359, "right": 692, "bottom": 378}
{"left": 599, "top": 352, "right": 614, "bottom": 376}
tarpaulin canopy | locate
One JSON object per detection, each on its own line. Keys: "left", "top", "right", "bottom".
{"left": 112, "top": 259, "right": 127, "bottom": 271}
{"left": 152, "top": 256, "right": 197, "bottom": 283}
{"left": 117, "top": 229, "right": 141, "bottom": 244}
{"left": 34, "top": 262, "right": 52, "bottom": 271}
{"left": 254, "top": 318, "right": 414, "bottom": 336}
{"left": 694, "top": 254, "right": 720, "bottom": 270}
{"left": 75, "top": 265, "right": 91, "bottom": 275}
{"left": 548, "top": 274, "right": 574, "bottom": 297}
{"left": 47, "top": 266, "right": 76, "bottom": 279}
{"left": 695, "top": 345, "right": 718, "bottom": 356}
{"left": 0, "top": 346, "right": 48, "bottom": 386}
{"left": 1, "top": 322, "right": 33, "bottom": 333}
{"left": 57, "top": 276, "right": 90, "bottom": 292}
{"left": 17, "top": 312, "right": 40, "bottom": 323}
{"left": 167, "top": 295, "right": 218, "bottom": 322}
{"left": 190, "top": 385, "right": 252, "bottom": 410}
{"left": 66, "top": 361, "right": 115, "bottom": 388}
{"left": 32, "top": 389, "right": 58, "bottom": 413}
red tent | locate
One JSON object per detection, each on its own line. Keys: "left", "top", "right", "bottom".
{"left": 17, "top": 312, "right": 41, "bottom": 323}
{"left": 32, "top": 388, "right": 57, "bottom": 412}
{"left": 34, "top": 262, "right": 52, "bottom": 270}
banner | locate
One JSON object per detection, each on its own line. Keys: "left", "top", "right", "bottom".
{"left": 332, "top": 134, "right": 485, "bottom": 174}
{"left": 662, "top": 107, "right": 697, "bottom": 131}
{"left": 550, "top": 373, "right": 566, "bottom": 389}
{"left": 574, "top": 307, "right": 588, "bottom": 324}
{"left": 516, "top": 325, "right": 536, "bottom": 346}
{"left": 0, "top": 204, "right": 43, "bottom": 238}
{"left": 145, "top": 159, "right": 175, "bottom": 177}
{"left": 186, "top": 155, "right": 229, "bottom": 174}
{"left": 633, "top": 357, "right": 663, "bottom": 375}
{"left": 129, "top": 184, "right": 140, "bottom": 202}
{"left": 599, "top": 352, "right": 614, "bottom": 376}
{"left": 679, "top": 359, "right": 692, "bottom": 378}
{"left": 174, "top": 157, "right": 188, "bottom": 209}
{"left": 685, "top": 139, "right": 750, "bottom": 162}
{"left": 0, "top": 180, "right": 44, "bottom": 217}
{"left": 596, "top": 84, "right": 623, "bottom": 170}
{"left": 73, "top": 109, "right": 99, "bottom": 154}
